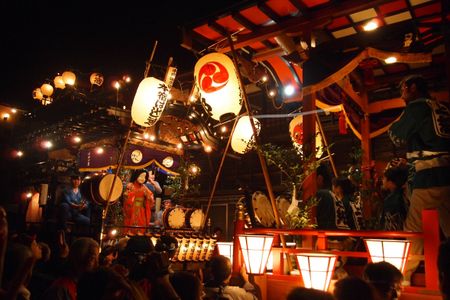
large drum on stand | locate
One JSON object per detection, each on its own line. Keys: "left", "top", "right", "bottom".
{"left": 80, "top": 173, "right": 123, "bottom": 206}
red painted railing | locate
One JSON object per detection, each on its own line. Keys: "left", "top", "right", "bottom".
{"left": 233, "top": 209, "right": 441, "bottom": 292}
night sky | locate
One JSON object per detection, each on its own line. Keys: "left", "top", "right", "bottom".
{"left": 0, "top": 0, "right": 240, "bottom": 110}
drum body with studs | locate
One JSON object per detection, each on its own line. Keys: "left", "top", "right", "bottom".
{"left": 80, "top": 173, "right": 123, "bottom": 206}
{"left": 186, "top": 208, "right": 205, "bottom": 231}
{"left": 163, "top": 207, "right": 186, "bottom": 229}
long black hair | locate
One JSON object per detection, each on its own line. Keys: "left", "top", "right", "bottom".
{"left": 129, "top": 169, "right": 149, "bottom": 183}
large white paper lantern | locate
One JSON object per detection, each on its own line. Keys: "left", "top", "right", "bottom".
{"left": 131, "top": 77, "right": 169, "bottom": 127}
{"left": 231, "top": 116, "right": 261, "bottom": 154}
{"left": 194, "top": 52, "right": 243, "bottom": 121}
{"left": 289, "top": 115, "right": 324, "bottom": 158}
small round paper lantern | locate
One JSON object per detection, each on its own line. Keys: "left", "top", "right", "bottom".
{"left": 289, "top": 115, "right": 324, "bottom": 158}
{"left": 33, "top": 88, "right": 43, "bottom": 100}
{"left": 53, "top": 76, "right": 66, "bottom": 89}
{"left": 62, "top": 71, "right": 76, "bottom": 86}
{"left": 90, "top": 72, "right": 104, "bottom": 86}
{"left": 194, "top": 52, "right": 243, "bottom": 121}
{"left": 40, "top": 83, "right": 54, "bottom": 97}
{"left": 131, "top": 77, "right": 169, "bottom": 127}
{"left": 231, "top": 116, "right": 261, "bottom": 154}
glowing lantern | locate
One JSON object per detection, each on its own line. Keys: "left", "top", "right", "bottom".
{"left": 216, "top": 242, "right": 234, "bottom": 264}
{"left": 238, "top": 234, "right": 273, "bottom": 274}
{"left": 194, "top": 52, "right": 243, "bottom": 121}
{"left": 40, "top": 83, "right": 54, "bottom": 97}
{"left": 289, "top": 115, "right": 324, "bottom": 158}
{"left": 90, "top": 72, "right": 104, "bottom": 86}
{"left": 231, "top": 116, "right": 261, "bottom": 154}
{"left": 364, "top": 239, "right": 411, "bottom": 273}
{"left": 131, "top": 77, "right": 169, "bottom": 127}
{"left": 33, "top": 88, "right": 43, "bottom": 100}
{"left": 53, "top": 76, "right": 66, "bottom": 89}
{"left": 296, "top": 252, "right": 337, "bottom": 291}
{"left": 62, "top": 71, "right": 76, "bottom": 85}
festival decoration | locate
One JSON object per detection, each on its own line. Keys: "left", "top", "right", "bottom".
{"left": 289, "top": 115, "right": 324, "bottom": 158}
{"left": 231, "top": 116, "right": 261, "bottom": 154}
{"left": 90, "top": 72, "right": 104, "bottom": 86}
{"left": 238, "top": 234, "right": 273, "bottom": 274}
{"left": 296, "top": 252, "right": 337, "bottom": 291}
{"left": 131, "top": 77, "right": 169, "bottom": 127}
{"left": 194, "top": 52, "right": 243, "bottom": 121}
{"left": 364, "top": 239, "right": 411, "bottom": 273}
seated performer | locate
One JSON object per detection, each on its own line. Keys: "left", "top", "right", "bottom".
{"left": 58, "top": 173, "right": 91, "bottom": 232}
{"left": 123, "top": 169, "right": 155, "bottom": 235}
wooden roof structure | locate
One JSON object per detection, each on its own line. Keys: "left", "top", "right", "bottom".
{"left": 181, "top": 0, "right": 449, "bottom": 109}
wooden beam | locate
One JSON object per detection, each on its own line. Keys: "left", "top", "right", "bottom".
{"left": 215, "top": 0, "right": 395, "bottom": 53}
{"left": 336, "top": 77, "right": 364, "bottom": 110}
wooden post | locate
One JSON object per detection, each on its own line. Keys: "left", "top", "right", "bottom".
{"left": 227, "top": 35, "right": 292, "bottom": 271}
{"left": 360, "top": 88, "right": 372, "bottom": 219}
{"left": 422, "top": 209, "right": 440, "bottom": 290}
{"left": 233, "top": 202, "right": 245, "bottom": 274}
{"left": 302, "top": 92, "right": 317, "bottom": 248}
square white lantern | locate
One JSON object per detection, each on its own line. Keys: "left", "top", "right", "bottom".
{"left": 364, "top": 239, "right": 411, "bottom": 273}
{"left": 217, "top": 242, "right": 234, "bottom": 264}
{"left": 296, "top": 252, "right": 337, "bottom": 291}
{"left": 238, "top": 234, "right": 274, "bottom": 274}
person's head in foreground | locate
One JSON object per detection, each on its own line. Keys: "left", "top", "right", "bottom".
{"left": 363, "top": 261, "right": 403, "bottom": 300}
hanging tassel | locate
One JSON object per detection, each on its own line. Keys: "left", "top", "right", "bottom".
{"left": 339, "top": 111, "right": 347, "bottom": 135}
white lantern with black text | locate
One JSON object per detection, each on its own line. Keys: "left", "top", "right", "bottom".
{"left": 238, "top": 234, "right": 273, "bottom": 274}
{"left": 194, "top": 52, "right": 242, "bottom": 121}
{"left": 231, "top": 116, "right": 261, "bottom": 154}
{"left": 131, "top": 77, "right": 169, "bottom": 127}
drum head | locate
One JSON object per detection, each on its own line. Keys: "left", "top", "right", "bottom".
{"left": 276, "top": 195, "right": 290, "bottom": 225}
{"left": 97, "top": 174, "right": 123, "bottom": 203}
{"left": 252, "top": 191, "right": 275, "bottom": 227}
{"left": 166, "top": 208, "right": 186, "bottom": 229}
{"left": 189, "top": 209, "right": 205, "bottom": 231}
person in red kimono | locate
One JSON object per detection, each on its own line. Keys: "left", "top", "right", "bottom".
{"left": 123, "top": 169, "right": 155, "bottom": 235}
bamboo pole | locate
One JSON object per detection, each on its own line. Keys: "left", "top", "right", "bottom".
{"left": 99, "top": 41, "right": 159, "bottom": 250}
{"left": 227, "top": 35, "right": 292, "bottom": 272}
{"left": 201, "top": 112, "right": 240, "bottom": 230}
{"left": 315, "top": 114, "right": 337, "bottom": 177}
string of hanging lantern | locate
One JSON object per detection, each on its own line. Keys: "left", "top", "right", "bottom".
{"left": 32, "top": 71, "right": 105, "bottom": 105}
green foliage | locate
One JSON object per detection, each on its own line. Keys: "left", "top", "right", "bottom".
{"left": 260, "top": 143, "right": 320, "bottom": 229}
{"left": 259, "top": 143, "right": 318, "bottom": 192}
{"left": 165, "top": 158, "right": 201, "bottom": 200}
{"left": 285, "top": 197, "right": 318, "bottom": 229}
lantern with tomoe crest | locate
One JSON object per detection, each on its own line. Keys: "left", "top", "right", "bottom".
{"left": 131, "top": 77, "right": 169, "bottom": 127}
{"left": 194, "top": 52, "right": 243, "bottom": 121}
{"left": 289, "top": 115, "right": 324, "bottom": 158}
